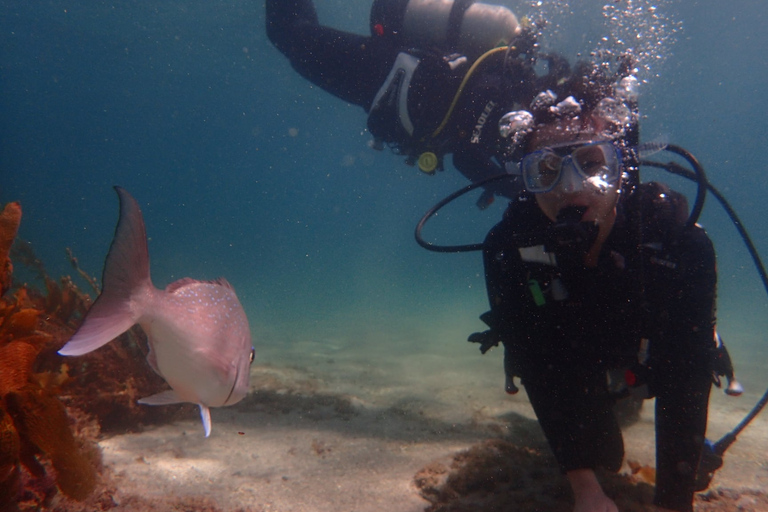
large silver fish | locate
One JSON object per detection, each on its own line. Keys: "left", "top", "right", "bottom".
{"left": 59, "top": 187, "right": 254, "bottom": 437}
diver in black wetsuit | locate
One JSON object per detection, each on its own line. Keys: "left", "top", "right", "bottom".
{"left": 267, "top": 2, "right": 735, "bottom": 511}
{"left": 469, "top": 63, "right": 719, "bottom": 512}
{"left": 267, "top": 0, "right": 554, "bottom": 207}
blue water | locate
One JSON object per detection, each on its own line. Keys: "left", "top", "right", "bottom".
{"left": 2, "top": 0, "right": 768, "bottom": 497}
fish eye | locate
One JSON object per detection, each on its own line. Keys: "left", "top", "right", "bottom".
{"left": 249, "top": 347, "right": 255, "bottom": 364}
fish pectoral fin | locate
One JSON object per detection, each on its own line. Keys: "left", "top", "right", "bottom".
{"left": 137, "top": 390, "right": 183, "bottom": 405}
{"left": 138, "top": 393, "right": 213, "bottom": 437}
{"left": 199, "top": 404, "right": 212, "bottom": 438}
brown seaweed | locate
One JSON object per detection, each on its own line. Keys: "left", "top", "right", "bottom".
{"left": 0, "top": 202, "right": 22, "bottom": 296}
{"left": 0, "top": 200, "right": 194, "bottom": 510}
{"left": 414, "top": 439, "right": 768, "bottom": 512}
{"left": 5, "top": 385, "right": 97, "bottom": 501}
{"left": 0, "top": 202, "right": 99, "bottom": 504}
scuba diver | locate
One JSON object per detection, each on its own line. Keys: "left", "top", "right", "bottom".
{"left": 267, "top": 0, "right": 553, "bottom": 207}
{"left": 466, "top": 61, "right": 728, "bottom": 511}
{"left": 450, "top": 53, "right": 742, "bottom": 512}
{"left": 268, "top": 1, "right": 749, "bottom": 511}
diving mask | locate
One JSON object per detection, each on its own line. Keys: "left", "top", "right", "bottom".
{"left": 520, "top": 141, "right": 622, "bottom": 194}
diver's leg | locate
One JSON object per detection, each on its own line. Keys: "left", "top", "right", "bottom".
{"left": 653, "top": 373, "right": 711, "bottom": 512}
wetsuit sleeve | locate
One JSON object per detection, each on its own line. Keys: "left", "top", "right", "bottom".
{"left": 265, "top": 0, "right": 397, "bottom": 108}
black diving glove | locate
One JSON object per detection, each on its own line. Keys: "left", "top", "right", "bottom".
{"left": 468, "top": 312, "right": 522, "bottom": 394}
{"left": 468, "top": 311, "right": 502, "bottom": 354}
{"left": 468, "top": 330, "right": 501, "bottom": 354}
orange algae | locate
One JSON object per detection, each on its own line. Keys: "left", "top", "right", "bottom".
{"left": 0, "top": 202, "right": 22, "bottom": 295}
{"left": 5, "top": 385, "right": 96, "bottom": 501}
{"left": 627, "top": 459, "right": 657, "bottom": 484}
{"left": 0, "top": 407, "right": 21, "bottom": 506}
{"left": 0, "top": 202, "right": 98, "bottom": 506}
{"left": 0, "top": 200, "right": 192, "bottom": 510}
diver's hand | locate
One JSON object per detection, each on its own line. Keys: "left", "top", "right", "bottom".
{"left": 573, "top": 493, "right": 618, "bottom": 512}
{"left": 568, "top": 469, "right": 618, "bottom": 512}
{"left": 467, "top": 329, "right": 500, "bottom": 354}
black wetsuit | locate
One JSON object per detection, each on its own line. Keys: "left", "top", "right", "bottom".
{"left": 481, "top": 183, "right": 716, "bottom": 512}
{"left": 266, "top": 0, "right": 525, "bottom": 202}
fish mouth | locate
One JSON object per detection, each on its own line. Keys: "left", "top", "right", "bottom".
{"left": 223, "top": 364, "right": 240, "bottom": 406}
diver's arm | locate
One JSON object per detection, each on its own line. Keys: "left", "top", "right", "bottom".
{"left": 265, "top": 0, "right": 398, "bottom": 108}
{"left": 265, "top": 0, "right": 317, "bottom": 51}
{"left": 480, "top": 206, "right": 537, "bottom": 333}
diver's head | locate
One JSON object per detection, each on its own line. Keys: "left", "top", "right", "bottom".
{"left": 499, "top": 57, "right": 640, "bottom": 224}
{"left": 520, "top": 112, "right": 628, "bottom": 267}
{"left": 523, "top": 115, "right": 624, "bottom": 225}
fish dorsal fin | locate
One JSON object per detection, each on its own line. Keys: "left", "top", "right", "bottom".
{"left": 165, "top": 277, "right": 233, "bottom": 293}
{"left": 165, "top": 277, "right": 203, "bottom": 293}
{"left": 213, "top": 277, "right": 233, "bottom": 290}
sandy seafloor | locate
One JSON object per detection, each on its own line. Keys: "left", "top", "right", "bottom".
{"left": 79, "top": 311, "right": 767, "bottom": 512}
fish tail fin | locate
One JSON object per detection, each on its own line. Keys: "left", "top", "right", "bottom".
{"left": 59, "top": 187, "right": 153, "bottom": 356}
{"left": 199, "top": 404, "right": 212, "bottom": 437}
